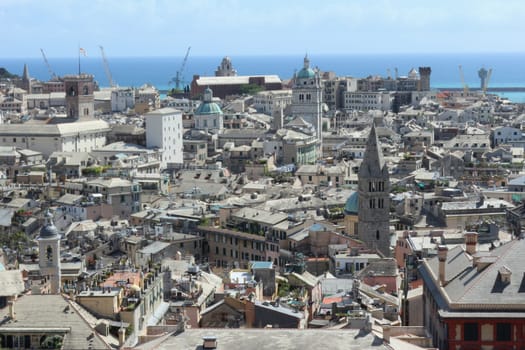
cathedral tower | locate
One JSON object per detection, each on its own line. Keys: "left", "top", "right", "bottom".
{"left": 357, "top": 124, "right": 391, "bottom": 257}
{"left": 38, "top": 210, "right": 61, "bottom": 294}
{"left": 291, "top": 55, "right": 323, "bottom": 144}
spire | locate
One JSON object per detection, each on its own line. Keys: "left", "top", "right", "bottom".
{"left": 304, "top": 54, "right": 310, "bottom": 69}
{"left": 359, "top": 123, "right": 386, "bottom": 177}
{"left": 22, "top": 64, "right": 30, "bottom": 81}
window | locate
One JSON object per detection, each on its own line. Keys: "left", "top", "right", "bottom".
{"left": 496, "top": 323, "right": 512, "bottom": 341}
{"left": 463, "top": 323, "right": 478, "bottom": 341}
{"left": 376, "top": 230, "right": 380, "bottom": 240}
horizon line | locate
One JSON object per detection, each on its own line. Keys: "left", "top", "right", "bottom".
{"left": 4, "top": 50, "right": 525, "bottom": 60}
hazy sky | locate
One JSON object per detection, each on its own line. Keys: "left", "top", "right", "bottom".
{"left": 2, "top": 0, "right": 524, "bottom": 58}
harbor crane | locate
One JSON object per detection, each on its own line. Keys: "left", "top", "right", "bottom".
{"left": 99, "top": 46, "right": 115, "bottom": 88}
{"left": 458, "top": 65, "right": 469, "bottom": 95}
{"left": 40, "top": 48, "right": 57, "bottom": 80}
{"left": 170, "top": 46, "right": 191, "bottom": 90}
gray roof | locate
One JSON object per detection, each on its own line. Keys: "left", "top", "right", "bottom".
{"left": 133, "top": 328, "right": 387, "bottom": 350}
{"left": 357, "top": 258, "right": 398, "bottom": 278}
{"left": 0, "top": 119, "right": 110, "bottom": 137}
{"left": 0, "top": 295, "right": 109, "bottom": 349}
{"left": 138, "top": 241, "right": 171, "bottom": 255}
{"left": 0, "top": 270, "right": 24, "bottom": 296}
{"left": 422, "top": 238, "right": 525, "bottom": 310}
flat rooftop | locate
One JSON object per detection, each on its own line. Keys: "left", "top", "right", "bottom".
{"left": 132, "top": 328, "right": 387, "bottom": 350}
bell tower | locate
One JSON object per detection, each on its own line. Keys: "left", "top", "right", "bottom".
{"left": 64, "top": 74, "right": 95, "bottom": 119}
{"left": 357, "top": 124, "right": 391, "bottom": 257}
{"left": 38, "top": 210, "right": 61, "bottom": 294}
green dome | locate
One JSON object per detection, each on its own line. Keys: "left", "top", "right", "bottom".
{"left": 344, "top": 192, "right": 359, "bottom": 215}
{"left": 297, "top": 67, "right": 315, "bottom": 79}
{"left": 195, "top": 101, "right": 223, "bottom": 115}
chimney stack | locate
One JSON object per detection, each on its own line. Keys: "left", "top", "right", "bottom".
{"left": 118, "top": 326, "right": 126, "bottom": 347}
{"left": 438, "top": 245, "right": 448, "bottom": 286}
{"left": 8, "top": 300, "right": 15, "bottom": 319}
{"left": 464, "top": 232, "right": 478, "bottom": 256}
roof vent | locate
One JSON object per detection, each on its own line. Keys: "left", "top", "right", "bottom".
{"left": 499, "top": 266, "right": 512, "bottom": 284}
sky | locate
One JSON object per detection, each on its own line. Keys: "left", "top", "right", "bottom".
{"left": 1, "top": 0, "right": 524, "bottom": 58}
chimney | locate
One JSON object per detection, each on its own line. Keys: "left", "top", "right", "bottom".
{"left": 8, "top": 300, "right": 15, "bottom": 320}
{"left": 382, "top": 325, "right": 391, "bottom": 343}
{"left": 244, "top": 299, "right": 255, "bottom": 328}
{"left": 438, "top": 245, "right": 448, "bottom": 286}
{"left": 464, "top": 232, "right": 478, "bottom": 256}
{"left": 118, "top": 326, "right": 126, "bottom": 347}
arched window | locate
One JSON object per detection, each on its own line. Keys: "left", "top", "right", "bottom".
{"left": 69, "top": 87, "right": 76, "bottom": 96}
{"left": 83, "top": 85, "right": 89, "bottom": 95}
{"left": 376, "top": 230, "right": 380, "bottom": 240}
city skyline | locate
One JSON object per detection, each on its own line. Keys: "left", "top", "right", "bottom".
{"left": 1, "top": 0, "right": 524, "bottom": 58}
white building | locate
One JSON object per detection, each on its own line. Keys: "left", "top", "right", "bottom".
{"left": 291, "top": 55, "right": 323, "bottom": 142}
{"left": 492, "top": 126, "right": 523, "bottom": 146}
{"left": 253, "top": 89, "right": 292, "bottom": 115}
{"left": 343, "top": 91, "right": 392, "bottom": 112}
{"left": 145, "top": 107, "right": 183, "bottom": 169}
{"left": 0, "top": 119, "right": 110, "bottom": 156}
{"left": 111, "top": 88, "right": 135, "bottom": 112}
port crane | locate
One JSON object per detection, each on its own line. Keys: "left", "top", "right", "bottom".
{"left": 170, "top": 46, "right": 191, "bottom": 90}
{"left": 458, "top": 65, "right": 469, "bottom": 95}
{"left": 40, "top": 48, "right": 57, "bottom": 80}
{"left": 99, "top": 46, "right": 115, "bottom": 88}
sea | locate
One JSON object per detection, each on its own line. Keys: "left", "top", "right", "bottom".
{"left": 2, "top": 53, "right": 525, "bottom": 102}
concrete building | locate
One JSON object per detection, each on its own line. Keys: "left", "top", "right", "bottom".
{"left": 111, "top": 87, "right": 135, "bottom": 112}
{"left": 344, "top": 91, "right": 392, "bottom": 112}
{"left": 145, "top": 107, "right": 183, "bottom": 169}
{"left": 252, "top": 89, "right": 292, "bottom": 116}
{"left": 358, "top": 124, "right": 391, "bottom": 257}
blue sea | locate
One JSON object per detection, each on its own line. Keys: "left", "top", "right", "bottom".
{"left": 2, "top": 53, "right": 525, "bottom": 101}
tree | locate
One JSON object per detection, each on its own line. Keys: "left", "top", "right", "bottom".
{"left": 239, "top": 84, "right": 264, "bottom": 95}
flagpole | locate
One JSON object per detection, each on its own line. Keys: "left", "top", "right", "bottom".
{"left": 78, "top": 45, "right": 81, "bottom": 75}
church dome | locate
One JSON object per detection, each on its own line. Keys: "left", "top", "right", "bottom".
{"left": 297, "top": 67, "right": 315, "bottom": 79}
{"left": 195, "top": 101, "right": 223, "bottom": 115}
{"left": 195, "top": 87, "right": 223, "bottom": 115}
{"left": 344, "top": 191, "right": 359, "bottom": 215}
{"left": 39, "top": 211, "right": 59, "bottom": 239}
{"left": 296, "top": 54, "right": 316, "bottom": 79}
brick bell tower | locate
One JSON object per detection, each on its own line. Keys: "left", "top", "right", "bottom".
{"left": 64, "top": 74, "right": 95, "bottom": 119}
{"left": 357, "top": 124, "right": 391, "bottom": 257}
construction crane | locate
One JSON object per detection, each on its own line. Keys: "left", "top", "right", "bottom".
{"left": 40, "top": 48, "right": 57, "bottom": 80}
{"left": 170, "top": 46, "right": 191, "bottom": 90}
{"left": 458, "top": 65, "right": 469, "bottom": 95}
{"left": 99, "top": 46, "right": 115, "bottom": 88}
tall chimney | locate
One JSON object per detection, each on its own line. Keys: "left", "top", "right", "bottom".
{"left": 464, "top": 232, "right": 478, "bottom": 256}
{"left": 8, "top": 300, "right": 15, "bottom": 319}
{"left": 438, "top": 245, "right": 448, "bottom": 286}
{"left": 118, "top": 326, "right": 126, "bottom": 347}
